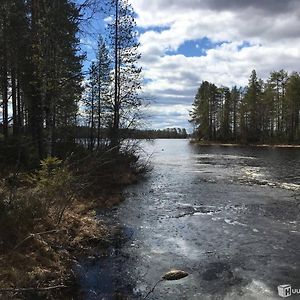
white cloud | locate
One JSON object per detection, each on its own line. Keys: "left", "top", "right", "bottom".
{"left": 130, "top": 0, "right": 300, "bottom": 129}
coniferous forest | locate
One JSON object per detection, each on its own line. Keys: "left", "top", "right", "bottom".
{"left": 0, "top": 0, "right": 142, "bottom": 162}
{"left": 0, "top": 0, "right": 83, "bottom": 159}
{"left": 0, "top": 1, "right": 146, "bottom": 297}
{"left": 190, "top": 70, "right": 300, "bottom": 144}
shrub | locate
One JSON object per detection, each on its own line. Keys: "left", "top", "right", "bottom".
{"left": 0, "top": 157, "right": 74, "bottom": 249}
{"left": 26, "top": 157, "right": 74, "bottom": 224}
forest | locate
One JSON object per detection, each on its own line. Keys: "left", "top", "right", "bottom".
{"left": 190, "top": 70, "right": 300, "bottom": 144}
{"left": 0, "top": 0, "right": 146, "bottom": 298}
{"left": 130, "top": 128, "right": 188, "bottom": 139}
{"left": 0, "top": 0, "right": 142, "bottom": 161}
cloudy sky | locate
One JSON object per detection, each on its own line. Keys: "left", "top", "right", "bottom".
{"left": 83, "top": 0, "right": 300, "bottom": 130}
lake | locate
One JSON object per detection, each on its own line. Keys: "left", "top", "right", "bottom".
{"left": 76, "top": 139, "right": 300, "bottom": 299}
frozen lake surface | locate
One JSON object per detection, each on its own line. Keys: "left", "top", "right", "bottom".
{"left": 76, "top": 139, "right": 300, "bottom": 299}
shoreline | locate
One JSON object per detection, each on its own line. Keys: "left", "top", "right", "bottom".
{"left": 0, "top": 163, "right": 142, "bottom": 299}
{"left": 0, "top": 196, "right": 128, "bottom": 299}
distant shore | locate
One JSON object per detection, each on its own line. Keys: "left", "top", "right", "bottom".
{"left": 190, "top": 140, "right": 300, "bottom": 148}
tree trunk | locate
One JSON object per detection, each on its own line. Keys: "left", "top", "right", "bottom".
{"left": 2, "top": 59, "right": 8, "bottom": 139}
{"left": 17, "top": 75, "right": 23, "bottom": 132}
{"left": 11, "top": 66, "right": 18, "bottom": 135}
{"left": 97, "top": 80, "right": 101, "bottom": 148}
{"left": 112, "top": 0, "right": 119, "bottom": 147}
{"left": 30, "top": 0, "right": 44, "bottom": 159}
{"left": 90, "top": 84, "right": 95, "bottom": 150}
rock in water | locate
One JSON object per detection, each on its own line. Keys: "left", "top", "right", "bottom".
{"left": 162, "top": 270, "right": 189, "bottom": 281}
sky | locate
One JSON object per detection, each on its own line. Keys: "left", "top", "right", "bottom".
{"left": 81, "top": 0, "right": 300, "bottom": 131}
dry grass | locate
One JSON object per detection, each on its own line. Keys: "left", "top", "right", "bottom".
{"left": 0, "top": 200, "right": 109, "bottom": 299}
{"left": 0, "top": 150, "right": 146, "bottom": 299}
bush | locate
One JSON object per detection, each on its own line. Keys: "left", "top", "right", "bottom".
{"left": 0, "top": 182, "right": 46, "bottom": 249}
{"left": 27, "top": 157, "right": 74, "bottom": 222}
{"left": 69, "top": 144, "right": 149, "bottom": 199}
{"left": 0, "top": 157, "right": 74, "bottom": 249}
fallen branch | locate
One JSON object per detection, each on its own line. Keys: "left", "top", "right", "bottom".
{"left": 144, "top": 270, "right": 189, "bottom": 299}
{"left": 13, "top": 229, "right": 66, "bottom": 250}
{"left": 143, "top": 279, "right": 163, "bottom": 300}
{"left": 0, "top": 285, "right": 66, "bottom": 293}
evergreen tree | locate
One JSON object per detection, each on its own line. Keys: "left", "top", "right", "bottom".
{"left": 106, "top": 0, "right": 142, "bottom": 147}
{"left": 219, "top": 87, "right": 231, "bottom": 141}
{"left": 230, "top": 86, "right": 241, "bottom": 141}
{"left": 243, "top": 70, "right": 263, "bottom": 142}
{"left": 286, "top": 72, "right": 300, "bottom": 141}
{"left": 95, "top": 36, "right": 110, "bottom": 148}
{"left": 85, "top": 62, "right": 97, "bottom": 150}
{"left": 0, "top": 0, "right": 83, "bottom": 158}
{"left": 190, "top": 81, "right": 210, "bottom": 140}
{"left": 0, "top": 0, "right": 10, "bottom": 139}
{"left": 190, "top": 69, "right": 300, "bottom": 144}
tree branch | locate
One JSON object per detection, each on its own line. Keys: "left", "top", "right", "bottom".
{"left": 13, "top": 229, "right": 66, "bottom": 250}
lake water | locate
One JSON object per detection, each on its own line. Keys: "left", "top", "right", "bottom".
{"left": 76, "top": 139, "right": 300, "bottom": 300}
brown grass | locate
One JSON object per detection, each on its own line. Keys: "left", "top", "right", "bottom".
{"left": 0, "top": 150, "right": 146, "bottom": 299}
{"left": 0, "top": 200, "right": 110, "bottom": 299}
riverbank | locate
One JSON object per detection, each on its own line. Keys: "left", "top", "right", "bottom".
{"left": 0, "top": 200, "right": 108, "bottom": 299}
{"left": 190, "top": 139, "right": 300, "bottom": 148}
{"left": 0, "top": 151, "right": 146, "bottom": 299}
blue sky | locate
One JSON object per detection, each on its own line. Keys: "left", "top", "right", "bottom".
{"left": 79, "top": 0, "right": 300, "bottom": 131}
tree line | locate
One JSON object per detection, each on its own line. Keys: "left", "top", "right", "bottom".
{"left": 0, "top": 0, "right": 83, "bottom": 159}
{"left": 190, "top": 70, "right": 300, "bottom": 144}
{"left": 125, "top": 127, "right": 188, "bottom": 139}
{"left": 0, "top": 0, "right": 142, "bottom": 162}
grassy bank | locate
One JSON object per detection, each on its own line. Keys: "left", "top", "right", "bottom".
{"left": 0, "top": 201, "right": 108, "bottom": 299}
{"left": 0, "top": 147, "right": 147, "bottom": 299}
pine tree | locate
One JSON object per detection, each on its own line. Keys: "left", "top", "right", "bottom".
{"left": 0, "top": 0, "right": 9, "bottom": 139}
{"left": 231, "top": 86, "right": 240, "bottom": 141}
{"left": 106, "top": 0, "right": 142, "bottom": 147}
{"left": 243, "top": 70, "right": 263, "bottom": 142}
{"left": 191, "top": 70, "right": 300, "bottom": 144}
{"left": 190, "top": 81, "right": 209, "bottom": 140}
{"left": 220, "top": 88, "right": 231, "bottom": 141}
{"left": 95, "top": 36, "right": 110, "bottom": 148}
{"left": 268, "top": 70, "right": 288, "bottom": 140}
{"left": 286, "top": 72, "right": 300, "bottom": 141}
{"left": 0, "top": 0, "right": 83, "bottom": 158}
{"left": 84, "top": 37, "right": 111, "bottom": 150}
{"left": 85, "top": 62, "right": 97, "bottom": 150}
